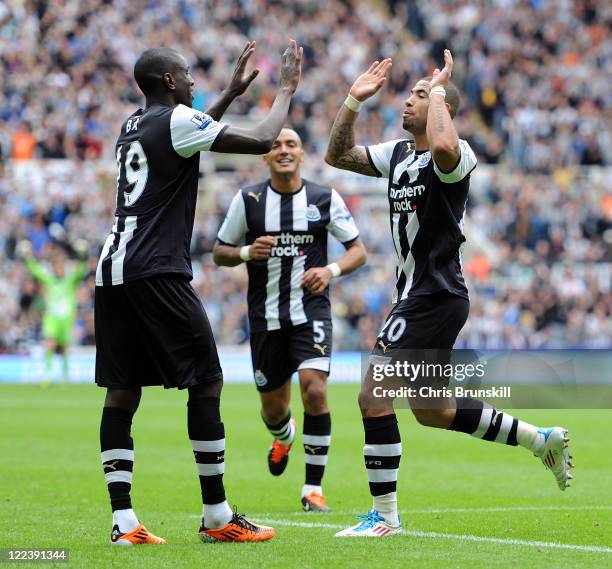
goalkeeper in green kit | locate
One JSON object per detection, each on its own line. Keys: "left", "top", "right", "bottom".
{"left": 21, "top": 240, "right": 88, "bottom": 382}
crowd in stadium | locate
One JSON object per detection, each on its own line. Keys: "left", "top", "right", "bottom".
{"left": 1, "top": 0, "right": 609, "bottom": 168}
{"left": 0, "top": 0, "right": 609, "bottom": 352}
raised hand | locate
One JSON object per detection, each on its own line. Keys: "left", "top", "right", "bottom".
{"left": 429, "top": 49, "right": 453, "bottom": 90}
{"left": 349, "top": 58, "right": 392, "bottom": 102}
{"left": 279, "top": 39, "right": 303, "bottom": 93}
{"left": 226, "top": 40, "right": 260, "bottom": 97}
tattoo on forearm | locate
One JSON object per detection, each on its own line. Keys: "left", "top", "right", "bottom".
{"left": 435, "top": 100, "right": 446, "bottom": 133}
{"left": 328, "top": 118, "right": 355, "bottom": 162}
{"left": 327, "top": 109, "right": 375, "bottom": 175}
{"left": 335, "top": 148, "right": 376, "bottom": 174}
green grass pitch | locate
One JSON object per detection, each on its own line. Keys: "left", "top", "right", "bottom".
{"left": 1, "top": 383, "right": 611, "bottom": 568}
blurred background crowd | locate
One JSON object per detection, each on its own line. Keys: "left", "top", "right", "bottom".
{"left": 0, "top": 0, "right": 610, "bottom": 352}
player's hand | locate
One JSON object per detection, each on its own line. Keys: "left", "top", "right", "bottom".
{"left": 349, "top": 58, "right": 392, "bottom": 102}
{"left": 302, "top": 267, "right": 332, "bottom": 295}
{"left": 226, "top": 41, "right": 260, "bottom": 97}
{"left": 17, "top": 240, "right": 33, "bottom": 258}
{"left": 248, "top": 236, "right": 276, "bottom": 260}
{"left": 429, "top": 49, "right": 453, "bottom": 90}
{"left": 279, "top": 39, "right": 302, "bottom": 93}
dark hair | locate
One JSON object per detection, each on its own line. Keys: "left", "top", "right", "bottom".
{"left": 421, "top": 76, "right": 461, "bottom": 118}
{"left": 134, "top": 47, "right": 183, "bottom": 96}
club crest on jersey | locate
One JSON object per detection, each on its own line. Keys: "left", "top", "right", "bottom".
{"left": 254, "top": 369, "right": 268, "bottom": 387}
{"left": 306, "top": 204, "right": 321, "bottom": 222}
{"left": 190, "top": 113, "right": 212, "bottom": 131}
{"left": 417, "top": 151, "right": 432, "bottom": 168}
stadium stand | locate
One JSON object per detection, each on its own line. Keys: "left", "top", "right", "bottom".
{"left": 0, "top": 0, "right": 609, "bottom": 351}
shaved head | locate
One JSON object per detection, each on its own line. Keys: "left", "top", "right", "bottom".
{"left": 134, "top": 47, "right": 186, "bottom": 97}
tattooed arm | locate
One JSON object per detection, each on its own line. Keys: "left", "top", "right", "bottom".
{"left": 325, "top": 108, "right": 377, "bottom": 175}
{"left": 325, "top": 59, "right": 392, "bottom": 176}
{"left": 426, "top": 49, "right": 460, "bottom": 172}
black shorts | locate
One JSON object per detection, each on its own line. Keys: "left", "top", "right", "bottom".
{"left": 372, "top": 291, "right": 469, "bottom": 354}
{"left": 249, "top": 319, "right": 332, "bottom": 392}
{"left": 95, "top": 276, "right": 223, "bottom": 390}
{"left": 366, "top": 291, "right": 469, "bottom": 406}
{"left": 371, "top": 291, "right": 469, "bottom": 385}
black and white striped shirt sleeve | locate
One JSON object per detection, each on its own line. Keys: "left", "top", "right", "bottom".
{"left": 217, "top": 191, "right": 248, "bottom": 246}
{"left": 326, "top": 189, "right": 360, "bottom": 244}
{"left": 433, "top": 139, "right": 477, "bottom": 183}
{"left": 365, "top": 139, "right": 404, "bottom": 179}
{"left": 170, "top": 104, "right": 228, "bottom": 158}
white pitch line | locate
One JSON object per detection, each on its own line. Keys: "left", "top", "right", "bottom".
{"left": 222, "top": 505, "right": 612, "bottom": 518}
{"left": 260, "top": 519, "right": 612, "bottom": 554}
{"left": 398, "top": 505, "right": 612, "bottom": 514}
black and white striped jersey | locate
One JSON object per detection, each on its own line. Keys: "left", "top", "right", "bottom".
{"left": 95, "top": 104, "right": 227, "bottom": 286}
{"left": 217, "top": 180, "right": 359, "bottom": 332}
{"left": 366, "top": 138, "right": 477, "bottom": 303}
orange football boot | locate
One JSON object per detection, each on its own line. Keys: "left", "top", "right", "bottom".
{"left": 301, "top": 491, "right": 331, "bottom": 512}
{"left": 199, "top": 510, "right": 275, "bottom": 543}
{"left": 268, "top": 419, "right": 296, "bottom": 476}
{"left": 110, "top": 523, "right": 166, "bottom": 546}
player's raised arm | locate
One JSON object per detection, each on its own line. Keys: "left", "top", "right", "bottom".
{"left": 211, "top": 40, "right": 302, "bottom": 154}
{"left": 204, "top": 41, "right": 260, "bottom": 121}
{"left": 426, "top": 49, "right": 461, "bottom": 173}
{"left": 325, "top": 59, "right": 392, "bottom": 176}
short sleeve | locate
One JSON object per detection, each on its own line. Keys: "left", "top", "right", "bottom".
{"left": 433, "top": 139, "right": 478, "bottom": 183}
{"left": 326, "top": 189, "right": 360, "bottom": 244}
{"left": 365, "top": 139, "right": 404, "bottom": 179}
{"left": 170, "top": 104, "right": 228, "bottom": 158}
{"left": 217, "top": 191, "right": 248, "bottom": 246}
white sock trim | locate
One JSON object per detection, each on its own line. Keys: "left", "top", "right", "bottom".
{"left": 202, "top": 501, "right": 233, "bottom": 529}
{"left": 113, "top": 508, "right": 139, "bottom": 533}
{"left": 373, "top": 492, "right": 399, "bottom": 526}
{"left": 302, "top": 484, "right": 322, "bottom": 498}
{"left": 516, "top": 420, "right": 540, "bottom": 453}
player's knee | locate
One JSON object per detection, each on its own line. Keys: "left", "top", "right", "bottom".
{"left": 357, "top": 388, "right": 371, "bottom": 414}
{"left": 302, "top": 377, "right": 327, "bottom": 413}
{"left": 188, "top": 379, "right": 223, "bottom": 402}
{"left": 105, "top": 388, "right": 141, "bottom": 413}
{"left": 262, "top": 399, "right": 289, "bottom": 424}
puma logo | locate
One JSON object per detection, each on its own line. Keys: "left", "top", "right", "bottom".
{"left": 304, "top": 444, "right": 321, "bottom": 454}
{"left": 313, "top": 343, "right": 327, "bottom": 355}
{"left": 104, "top": 460, "right": 119, "bottom": 471}
{"left": 378, "top": 340, "right": 389, "bottom": 354}
{"left": 248, "top": 191, "right": 262, "bottom": 202}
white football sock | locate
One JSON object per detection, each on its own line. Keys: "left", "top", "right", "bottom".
{"left": 516, "top": 421, "right": 542, "bottom": 453}
{"left": 301, "top": 484, "right": 322, "bottom": 498}
{"left": 279, "top": 419, "right": 296, "bottom": 446}
{"left": 373, "top": 492, "right": 399, "bottom": 526}
{"left": 202, "top": 501, "right": 233, "bottom": 528}
{"left": 113, "top": 508, "right": 139, "bottom": 533}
